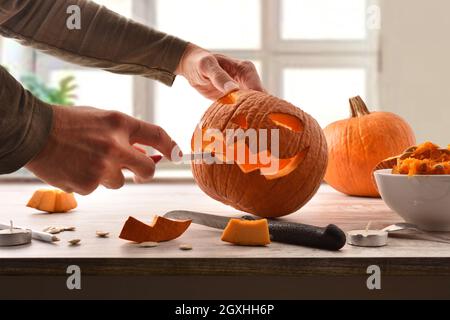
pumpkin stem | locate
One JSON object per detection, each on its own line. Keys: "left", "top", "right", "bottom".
{"left": 349, "top": 96, "right": 371, "bottom": 117}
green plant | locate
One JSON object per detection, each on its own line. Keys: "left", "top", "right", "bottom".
{"left": 20, "top": 73, "right": 77, "bottom": 106}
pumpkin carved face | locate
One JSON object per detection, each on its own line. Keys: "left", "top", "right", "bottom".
{"left": 191, "top": 90, "right": 328, "bottom": 217}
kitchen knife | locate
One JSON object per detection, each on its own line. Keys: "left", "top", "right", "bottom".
{"left": 159, "top": 152, "right": 220, "bottom": 164}
{"left": 164, "top": 210, "right": 346, "bottom": 251}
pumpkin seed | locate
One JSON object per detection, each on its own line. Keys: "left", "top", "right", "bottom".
{"left": 139, "top": 241, "right": 158, "bottom": 248}
{"left": 179, "top": 244, "right": 192, "bottom": 251}
{"left": 96, "top": 231, "right": 109, "bottom": 238}
{"left": 43, "top": 227, "right": 61, "bottom": 234}
{"left": 68, "top": 239, "right": 81, "bottom": 246}
{"left": 43, "top": 226, "right": 75, "bottom": 234}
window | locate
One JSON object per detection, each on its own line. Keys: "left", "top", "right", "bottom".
{"left": 0, "top": 0, "right": 379, "bottom": 176}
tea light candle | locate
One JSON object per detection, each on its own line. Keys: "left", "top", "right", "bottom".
{"left": 347, "top": 222, "right": 388, "bottom": 247}
{"left": 0, "top": 221, "right": 32, "bottom": 246}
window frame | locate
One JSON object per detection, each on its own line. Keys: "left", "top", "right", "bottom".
{"left": 1, "top": 0, "right": 380, "bottom": 174}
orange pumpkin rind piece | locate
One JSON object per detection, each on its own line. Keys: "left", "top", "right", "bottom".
{"left": 119, "top": 216, "right": 192, "bottom": 243}
{"left": 27, "top": 189, "right": 77, "bottom": 213}
{"left": 221, "top": 218, "right": 271, "bottom": 246}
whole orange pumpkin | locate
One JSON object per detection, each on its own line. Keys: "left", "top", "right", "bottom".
{"left": 191, "top": 90, "right": 328, "bottom": 217}
{"left": 324, "top": 96, "right": 416, "bottom": 197}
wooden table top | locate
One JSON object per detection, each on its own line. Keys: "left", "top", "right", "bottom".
{"left": 1, "top": 182, "right": 450, "bottom": 276}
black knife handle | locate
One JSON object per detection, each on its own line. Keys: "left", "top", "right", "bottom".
{"left": 243, "top": 216, "right": 346, "bottom": 251}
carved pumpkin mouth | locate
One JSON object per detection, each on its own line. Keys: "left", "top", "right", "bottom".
{"left": 236, "top": 147, "right": 308, "bottom": 180}
{"left": 191, "top": 107, "right": 308, "bottom": 180}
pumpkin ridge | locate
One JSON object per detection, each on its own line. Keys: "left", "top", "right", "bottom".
{"left": 341, "top": 122, "right": 353, "bottom": 194}
{"left": 357, "top": 116, "right": 371, "bottom": 194}
{"left": 220, "top": 93, "right": 275, "bottom": 205}
{"left": 206, "top": 96, "right": 242, "bottom": 198}
{"left": 297, "top": 139, "right": 326, "bottom": 209}
{"left": 345, "top": 121, "right": 359, "bottom": 194}
{"left": 262, "top": 110, "right": 324, "bottom": 212}
{"left": 215, "top": 92, "right": 252, "bottom": 200}
{"left": 236, "top": 111, "right": 310, "bottom": 213}
{"left": 284, "top": 133, "right": 323, "bottom": 210}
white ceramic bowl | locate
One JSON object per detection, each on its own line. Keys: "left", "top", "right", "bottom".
{"left": 374, "top": 169, "right": 450, "bottom": 231}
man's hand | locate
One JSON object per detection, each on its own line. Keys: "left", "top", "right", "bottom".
{"left": 26, "top": 106, "right": 179, "bottom": 195}
{"left": 176, "top": 43, "right": 264, "bottom": 100}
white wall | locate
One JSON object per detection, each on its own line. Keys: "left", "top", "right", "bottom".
{"left": 380, "top": 0, "right": 450, "bottom": 146}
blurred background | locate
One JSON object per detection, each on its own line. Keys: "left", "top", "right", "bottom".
{"left": 1, "top": 0, "right": 449, "bottom": 178}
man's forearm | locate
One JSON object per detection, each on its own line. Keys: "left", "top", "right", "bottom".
{"left": 0, "top": 0, "right": 188, "bottom": 85}
{"left": 0, "top": 66, "right": 53, "bottom": 174}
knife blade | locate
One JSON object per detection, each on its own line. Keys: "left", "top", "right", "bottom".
{"left": 164, "top": 210, "right": 346, "bottom": 251}
{"left": 159, "top": 152, "right": 222, "bottom": 164}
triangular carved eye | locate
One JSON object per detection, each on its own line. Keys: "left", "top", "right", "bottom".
{"left": 268, "top": 113, "right": 303, "bottom": 132}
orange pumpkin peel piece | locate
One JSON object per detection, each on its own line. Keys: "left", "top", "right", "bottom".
{"left": 27, "top": 189, "right": 77, "bottom": 213}
{"left": 119, "top": 216, "right": 192, "bottom": 243}
{"left": 221, "top": 218, "right": 271, "bottom": 246}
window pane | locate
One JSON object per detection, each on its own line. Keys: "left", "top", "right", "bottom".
{"left": 93, "top": 0, "right": 133, "bottom": 18}
{"left": 0, "top": 38, "right": 32, "bottom": 77}
{"left": 156, "top": 0, "right": 261, "bottom": 49}
{"left": 283, "top": 68, "right": 366, "bottom": 127}
{"left": 281, "top": 0, "right": 367, "bottom": 40}
{"left": 49, "top": 70, "right": 133, "bottom": 115}
{"left": 155, "top": 61, "right": 262, "bottom": 153}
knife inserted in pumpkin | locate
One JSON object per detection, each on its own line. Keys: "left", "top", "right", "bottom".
{"left": 164, "top": 210, "right": 346, "bottom": 251}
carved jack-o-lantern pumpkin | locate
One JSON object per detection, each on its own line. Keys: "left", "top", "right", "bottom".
{"left": 191, "top": 90, "right": 328, "bottom": 218}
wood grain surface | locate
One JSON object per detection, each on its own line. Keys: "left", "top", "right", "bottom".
{"left": 1, "top": 182, "right": 450, "bottom": 276}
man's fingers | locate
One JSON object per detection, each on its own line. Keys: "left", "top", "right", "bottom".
{"left": 242, "top": 70, "right": 266, "bottom": 92}
{"left": 239, "top": 61, "right": 265, "bottom": 92}
{"left": 215, "top": 55, "right": 265, "bottom": 93}
{"left": 200, "top": 57, "right": 239, "bottom": 94}
{"left": 101, "top": 169, "right": 125, "bottom": 190}
{"left": 120, "top": 147, "right": 156, "bottom": 181}
{"left": 129, "top": 120, "right": 179, "bottom": 160}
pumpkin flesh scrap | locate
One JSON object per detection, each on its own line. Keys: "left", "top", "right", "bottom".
{"left": 393, "top": 142, "right": 450, "bottom": 175}
{"left": 119, "top": 216, "right": 192, "bottom": 243}
{"left": 221, "top": 218, "right": 271, "bottom": 246}
{"left": 27, "top": 189, "right": 77, "bottom": 213}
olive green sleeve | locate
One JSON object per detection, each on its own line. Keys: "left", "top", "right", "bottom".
{"left": 0, "top": 0, "right": 188, "bottom": 85}
{"left": 0, "top": 66, "right": 53, "bottom": 174}
{"left": 0, "top": 0, "right": 188, "bottom": 174}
